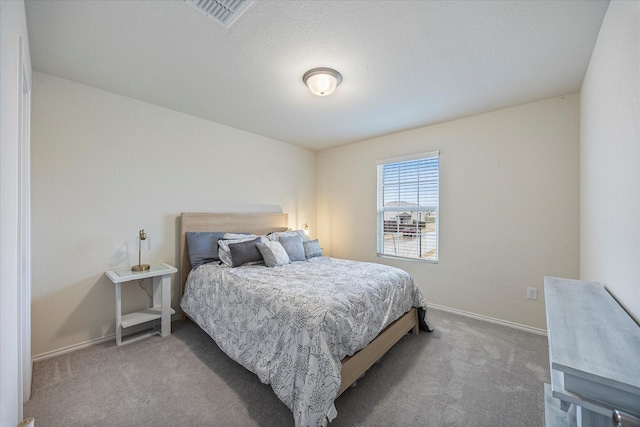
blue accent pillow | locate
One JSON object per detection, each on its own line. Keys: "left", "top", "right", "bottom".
{"left": 186, "top": 231, "right": 226, "bottom": 269}
{"left": 303, "top": 239, "right": 323, "bottom": 259}
{"left": 278, "top": 234, "right": 305, "bottom": 262}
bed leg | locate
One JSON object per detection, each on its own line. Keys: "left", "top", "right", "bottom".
{"left": 412, "top": 323, "right": 419, "bottom": 335}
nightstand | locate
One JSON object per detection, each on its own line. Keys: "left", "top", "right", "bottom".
{"left": 105, "top": 263, "right": 177, "bottom": 346}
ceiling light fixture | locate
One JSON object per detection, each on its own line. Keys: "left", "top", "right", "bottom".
{"left": 303, "top": 68, "right": 342, "bottom": 96}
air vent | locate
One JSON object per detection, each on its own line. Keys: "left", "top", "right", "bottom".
{"left": 186, "top": 0, "right": 254, "bottom": 29}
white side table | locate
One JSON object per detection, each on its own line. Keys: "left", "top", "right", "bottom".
{"left": 105, "top": 263, "right": 177, "bottom": 346}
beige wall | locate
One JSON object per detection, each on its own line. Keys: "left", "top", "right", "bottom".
{"left": 31, "top": 67, "right": 594, "bottom": 355}
{"left": 318, "top": 94, "right": 580, "bottom": 330}
{"left": 31, "top": 72, "right": 317, "bottom": 357}
{"left": 580, "top": 1, "right": 640, "bottom": 322}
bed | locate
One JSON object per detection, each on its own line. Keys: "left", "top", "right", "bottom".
{"left": 179, "top": 212, "right": 429, "bottom": 427}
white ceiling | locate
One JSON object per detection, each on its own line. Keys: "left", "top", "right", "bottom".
{"left": 25, "top": 0, "right": 609, "bottom": 151}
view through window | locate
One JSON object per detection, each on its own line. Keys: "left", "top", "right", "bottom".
{"left": 377, "top": 152, "right": 439, "bottom": 262}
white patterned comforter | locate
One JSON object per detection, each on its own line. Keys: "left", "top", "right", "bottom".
{"left": 180, "top": 256, "right": 427, "bottom": 427}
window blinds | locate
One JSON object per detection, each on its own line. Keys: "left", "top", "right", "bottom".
{"left": 377, "top": 151, "right": 439, "bottom": 262}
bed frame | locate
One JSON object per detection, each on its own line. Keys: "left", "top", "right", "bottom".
{"left": 179, "top": 212, "right": 419, "bottom": 397}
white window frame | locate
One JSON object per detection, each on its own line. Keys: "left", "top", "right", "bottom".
{"left": 376, "top": 151, "right": 439, "bottom": 263}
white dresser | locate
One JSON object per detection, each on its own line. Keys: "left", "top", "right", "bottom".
{"left": 544, "top": 277, "right": 640, "bottom": 427}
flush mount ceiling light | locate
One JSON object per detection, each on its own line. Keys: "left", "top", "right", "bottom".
{"left": 303, "top": 68, "right": 342, "bottom": 96}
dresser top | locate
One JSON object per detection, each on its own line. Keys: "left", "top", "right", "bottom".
{"left": 545, "top": 276, "right": 640, "bottom": 395}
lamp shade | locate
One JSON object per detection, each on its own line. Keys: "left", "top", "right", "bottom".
{"left": 303, "top": 68, "right": 342, "bottom": 96}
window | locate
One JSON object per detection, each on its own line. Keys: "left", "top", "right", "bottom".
{"left": 377, "top": 152, "right": 439, "bottom": 262}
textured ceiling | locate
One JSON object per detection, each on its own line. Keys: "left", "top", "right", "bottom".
{"left": 25, "top": 0, "right": 609, "bottom": 151}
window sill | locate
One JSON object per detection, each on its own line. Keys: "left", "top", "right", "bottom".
{"left": 377, "top": 254, "right": 438, "bottom": 264}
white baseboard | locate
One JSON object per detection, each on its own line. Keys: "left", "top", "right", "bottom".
{"left": 34, "top": 306, "right": 546, "bottom": 362}
{"left": 32, "top": 314, "right": 183, "bottom": 363}
{"left": 427, "top": 303, "right": 548, "bottom": 336}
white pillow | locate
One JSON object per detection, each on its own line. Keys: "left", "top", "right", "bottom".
{"left": 223, "top": 233, "right": 256, "bottom": 239}
{"left": 256, "top": 241, "right": 291, "bottom": 267}
{"left": 267, "top": 230, "right": 310, "bottom": 242}
{"left": 218, "top": 236, "right": 260, "bottom": 267}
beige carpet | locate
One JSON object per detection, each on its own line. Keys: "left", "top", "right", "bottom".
{"left": 24, "top": 308, "right": 549, "bottom": 426}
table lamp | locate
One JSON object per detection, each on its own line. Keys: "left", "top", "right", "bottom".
{"left": 132, "top": 229, "right": 150, "bottom": 272}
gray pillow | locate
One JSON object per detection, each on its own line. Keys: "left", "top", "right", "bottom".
{"left": 278, "top": 234, "right": 305, "bottom": 262}
{"left": 228, "top": 237, "right": 264, "bottom": 267}
{"left": 256, "top": 241, "right": 291, "bottom": 267}
{"left": 186, "top": 231, "right": 226, "bottom": 269}
{"left": 303, "top": 239, "right": 323, "bottom": 259}
{"left": 218, "top": 235, "right": 258, "bottom": 267}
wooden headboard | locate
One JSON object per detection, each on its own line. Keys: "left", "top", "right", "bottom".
{"left": 179, "top": 212, "right": 288, "bottom": 297}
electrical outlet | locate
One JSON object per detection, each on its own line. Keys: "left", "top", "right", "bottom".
{"left": 527, "top": 287, "right": 538, "bottom": 300}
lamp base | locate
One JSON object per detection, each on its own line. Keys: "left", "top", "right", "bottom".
{"left": 132, "top": 264, "right": 150, "bottom": 272}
